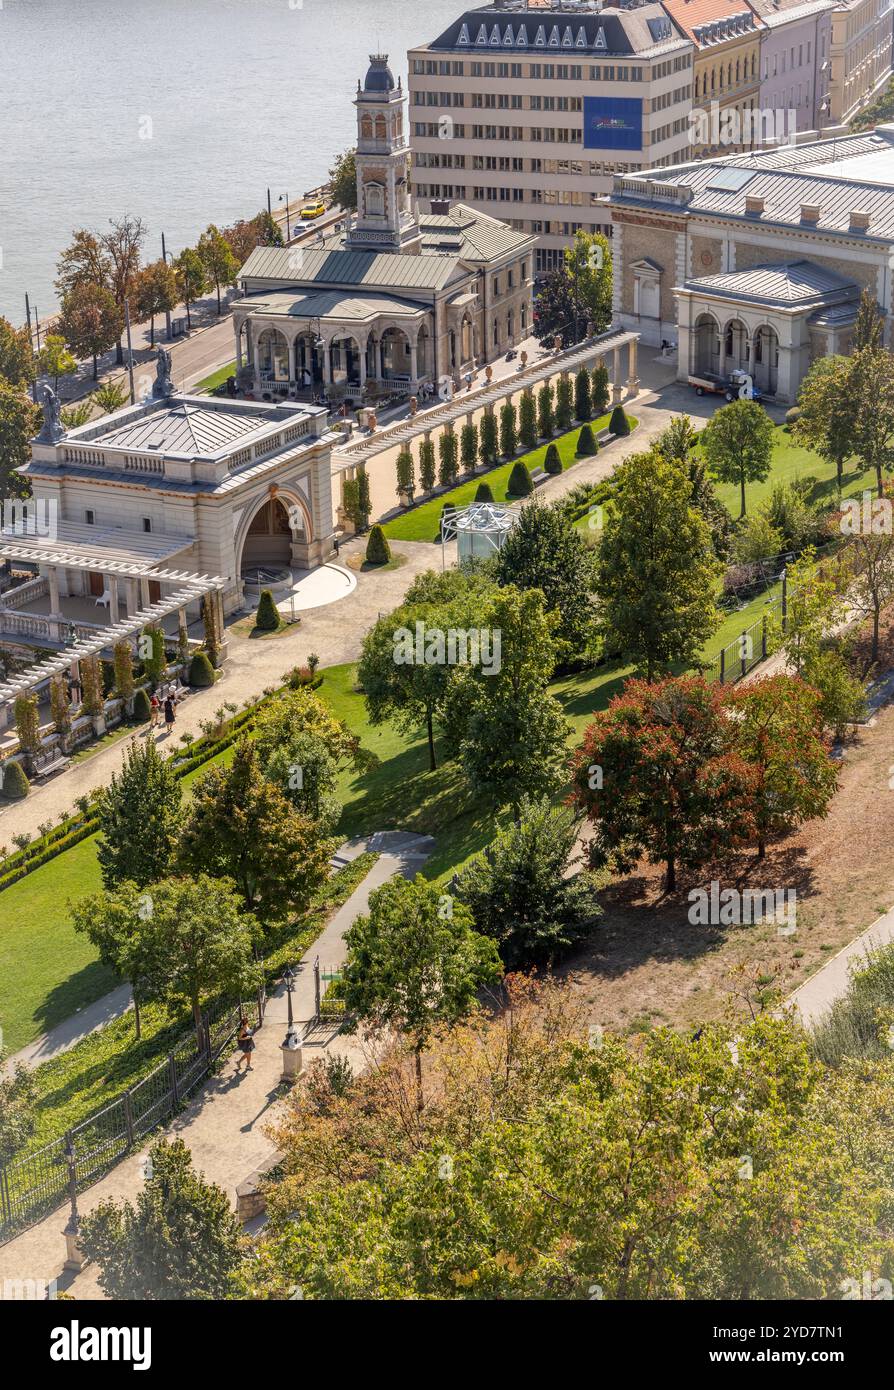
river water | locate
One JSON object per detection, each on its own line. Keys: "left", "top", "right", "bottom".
{"left": 0, "top": 0, "right": 460, "bottom": 322}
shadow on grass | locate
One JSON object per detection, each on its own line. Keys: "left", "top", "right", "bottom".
{"left": 33, "top": 957, "right": 120, "bottom": 1039}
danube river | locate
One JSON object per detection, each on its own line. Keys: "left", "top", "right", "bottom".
{"left": 0, "top": 0, "right": 460, "bottom": 322}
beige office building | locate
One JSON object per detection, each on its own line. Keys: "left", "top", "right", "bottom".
{"left": 409, "top": 2, "right": 695, "bottom": 275}
{"left": 826, "top": 0, "right": 894, "bottom": 124}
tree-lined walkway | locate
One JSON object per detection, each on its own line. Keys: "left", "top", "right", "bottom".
{"left": 0, "top": 831, "right": 433, "bottom": 1297}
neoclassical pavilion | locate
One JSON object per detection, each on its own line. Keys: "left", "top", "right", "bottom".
{"left": 233, "top": 54, "right": 536, "bottom": 405}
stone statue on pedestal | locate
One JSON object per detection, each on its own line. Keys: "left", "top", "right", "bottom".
{"left": 151, "top": 346, "right": 175, "bottom": 399}
{"left": 37, "top": 385, "right": 65, "bottom": 443}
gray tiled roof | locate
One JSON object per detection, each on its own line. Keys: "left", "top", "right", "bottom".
{"left": 97, "top": 402, "right": 279, "bottom": 455}
{"left": 239, "top": 244, "right": 460, "bottom": 292}
{"left": 614, "top": 131, "right": 894, "bottom": 240}
{"left": 683, "top": 259, "right": 859, "bottom": 305}
{"left": 239, "top": 288, "right": 428, "bottom": 323}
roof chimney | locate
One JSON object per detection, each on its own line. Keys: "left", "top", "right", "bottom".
{"left": 745, "top": 195, "right": 765, "bottom": 215}
{"left": 430, "top": 198, "right": 451, "bottom": 216}
{"left": 849, "top": 209, "right": 871, "bottom": 232}
{"left": 800, "top": 203, "right": 821, "bottom": 224}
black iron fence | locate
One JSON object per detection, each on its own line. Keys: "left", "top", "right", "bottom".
{"left": 0, "top": 991, "right": 264, "bottom": 1246}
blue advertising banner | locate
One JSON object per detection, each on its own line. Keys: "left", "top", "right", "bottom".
{"left": 583, "top": 96, "right": 643, "bottom": 151}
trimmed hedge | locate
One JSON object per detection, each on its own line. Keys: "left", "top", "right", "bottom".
{"left": 544, "top": 443, "right": 562, "bottom": 475}
{"left": 474, "top": 481, "right": 495, "bottom": 503}
{"left": 609, "top": 405, "right": 630, "bottom": 437}
{"left": 365, "top": 524, "right": 391, "bottom": 565}
{"left": 576, "top": 423, "right": 598, "bottom": 457}
{"left": 132, "top": 688, "right": 152, "bottom": 722}
{"left": 189, "top": 652, "right": 216, "bottom": 687}
{"left": 255, "top": 589, "right": 280, "bottom": 631}
{"left": 507, "top": 460, "right": 533, "bottom": 497}
{"left": 1, "top": 759, "right": 29, "bottom": 801}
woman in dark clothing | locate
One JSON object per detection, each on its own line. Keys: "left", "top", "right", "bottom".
{"left": 236, "top": 1018, "right": 255, "bottom": 1072}
{"left": 163, "top": 695, "right": 175, "bottom": 733}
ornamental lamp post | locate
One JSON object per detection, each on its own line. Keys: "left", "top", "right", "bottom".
{"left": 280, "top": 964, "right": 303, "bottom": 1084}
{"left": 279, "top": 193, "right": 291, "bottom": 242}
{"left": 61, "top": 1134, "right": 87, "bottom": 1271}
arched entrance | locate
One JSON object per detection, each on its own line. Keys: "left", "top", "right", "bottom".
{"left": 330, "top": 335, "right": 362, "bottom": 387}
{"left": 379, "top": 327, "right": 410, "bottom": 381}
{"left": 752, "top": 325, "right": 779, "bottom": 395}
{"left": 257, "top": 328, "right": 290, "bottom": 381}
{"left": 692, "top": 313, "right": 720, "bottom": 376}
{"left": 238, "top": 491, "right": 313, "bottom": 576}
{"left": 724, "top": 318, "right": 749, "bottom": 373}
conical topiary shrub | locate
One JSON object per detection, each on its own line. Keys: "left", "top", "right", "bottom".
{"left": 189, "top": 651, "right": 216, "bottom": 688}
{"left": 474, "top": 481, "right": 495, "bottom": 503}
{"left": 507, "top": 460, "right": 533, "bottom": 497}
{"left": 1, "top": 759, "right": 29, "bottom": 800}
{"left": 609, "top": 405, "right": 630, "bottom": 436}
{"left": 255, "top": 588, "right": 280, "bottom": 631}
{"left": 366, "top": 524, "right": 391, "bottom": 566}
{"left": 544, "top": 443, "right": 562, "bottom": 475}
{"left": 576, "top": 423, "right": 598, "bottom": 457}
{"left": 132, "top": 687, "right": 152, "bottom": 722}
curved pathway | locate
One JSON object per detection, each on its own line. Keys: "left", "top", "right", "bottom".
{"left": 0, "top": 832, "right": 433, "bottom": 1296}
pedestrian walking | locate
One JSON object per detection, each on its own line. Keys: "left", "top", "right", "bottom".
{"left": 236, "top": 1018, "right": 255, "bottom": 1072}
{"left": 150, "top": 693, "right": 160, "bottom": 729}
{"left": 163, "top": 695, "right": 175, "bottom": 733}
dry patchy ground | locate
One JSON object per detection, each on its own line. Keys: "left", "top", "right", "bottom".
{"left": 561, "top": 639, "right": 894, "bottom": 1034}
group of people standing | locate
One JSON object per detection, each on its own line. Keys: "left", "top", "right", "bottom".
{"left": 149, "top": 683, "right": 183, "bottom": 734}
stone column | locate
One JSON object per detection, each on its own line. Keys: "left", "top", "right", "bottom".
{"left": 410, "top": 337, "right": 419, "bottom": 387}
{"left": 288, "top": 337, "right": 298, "bottom": 384}
{"left": 323, "top": 341, "right": 332, "bottom": 386}
{"left": 235, "top": 322, "right": 244, "bottom": 372}
{"left": 611, "top": 346, "right": 623, "bottom": 405}
{"left": 140, "top": 576, "right": 151, "bottom": 609}
{"left": 626, "top": 339, "right": 640, "bottom": 398}
{"left": 358, "top": 340, "right": 367, "bottom": 389}
{"left": 46, "top": 565, "right": 62, "bottom": 642}
{"left": 108, "top": 576, "right": 119, "bottom": 625}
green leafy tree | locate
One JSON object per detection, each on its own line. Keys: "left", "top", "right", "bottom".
{"left": 92, "top": 379, "right": 128, "bottom": 414}
{"left": 328, "top": 147, "right": 358, "bottom": 212}
{"left": 342, "top": 874, "right": 502, "bottom": 1106}
{"left": 438, "top": 429, "right": 459, "bottom": 487}
{"left": 853, "top": 288, "right": 885, "bottom": 351}
{"left": 537, "top": 380, "right": 554, "bottom": 438}
{"left": 566, "top": 228, "right": 613, "bottom": 334}
{"left": 848, "top": 346, "right": 894, "bottom": 496}
{"left": 73, "top": 875, "right": 259, "bottom": 1045}
{"left": 60, "top": 400, "right": 93, "bottom": 429}
{"left": 57, "top": 281, "right": 122, "bottom": 379}
{"left": 36, "top": 333, "right": 76, "bottom": 391}
{"left": 459, "top": 587, "right": 570, "bottom": 814}
{"left": 358, "top": 601, "right": 455, "bottom": 770}
{"left": 460, "top": 422, "right": 478, "bottom": 473}
{"left": 772, "top": 546, "right": 843, "bottom": 676}
{"left": 134, "top": 258, "right": 177, "bottom": 347}
{"left": 197, "top": 224, "right": 239, "bottom": 313}
{"left": 841, "top": 486, "right": 894, "bottom": 666}
{"left": 591, "top": 360, "right": 610, "bottom": 416}
{"left": 173, "top": 247, "right": 208, "bottom": 331}
{"left": 456, "top": 799, "right": 602, "bottom": 968}
{"left": 178, "top": 740, "right": 332, "bottom": 924}
{"left": 112, "top": 640, "right": 134, "bottom": 703}
{"left": 480, "top": 410, "right": 499, "bottom": 466}
{"left": 396, "top": 447, "right": 415, "bottom": 498}
{"left": 495, "top": 498, "right": 597, "bottom": 660}
{"left": 55, "top": 229, "right": 111, "bottom": 300}
{"left": 96, "top": 738, "right": 183, "bottom": 889}
{"left": 499, "top": 400, "right": 517, "bottom": 459}
{"left": 0, "top": 1048, "right": 36, "bottom": 1164}
{"left": 0, "top": 383, "right": 40, "bottom": 499}
{"left": 419, "top": 438, "right": 436, "bottom": 492}
{"left": 596, "top": 449, "right": 721, "bottom": 680}
{"left": 572, "top": 675, "right": 756, "bottom": 891}
{"left": 0, "top": 318, "right": 34, "bottom": 388}
{"left": 731, "top": 674, "right": 838, "bottom": 858}
{"left": 79, "top": 1138, "right": 244, "bottom": 1300}
{"left": 101, "top": 215, "right": 146, "bottom": 364}
{"left": 13, "top": 693, "right": 40, "bottom": 760}
{"left": 356, "top": 465, "right": 372, "bottom": 529}
{"left": 518, "top": 390, "right": 538, "bottom": 449}
{"left": 574, "top": 366, "right": 592, "bottom": 422}
{"left": 793, "top": 355, "right": 856, "bottom": 495}
{"left": 701, "top": 398, "right": 775, "bottom": 517}
{"left": 555, "top": 373, "right": 574, "bottom": 431}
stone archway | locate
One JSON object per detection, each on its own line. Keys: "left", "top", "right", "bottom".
{"left": 257, "top": 327, "right": 290, "bottom": 381}
{"left": 692, "top": 312, "right": 720, "bottom": 376}
{"left": 724, "top": 318, "right": 750, "bottom": 374}
{"left": 752, "top": 325, "right": 779, "bottom": 395}
{"left": 237, "top": 488, "right": 314, "bottom": 577}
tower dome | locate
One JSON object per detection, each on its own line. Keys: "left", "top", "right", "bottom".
{"left": 361, "top": 53, "right": 396, "bottom": 96}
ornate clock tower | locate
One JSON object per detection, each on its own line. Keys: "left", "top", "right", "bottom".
{"left": 346, "top": 54, "right": 421, "bottom": 255}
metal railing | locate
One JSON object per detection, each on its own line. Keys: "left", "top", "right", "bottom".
{"left": 0, "top": 994, "right": 254, "bottom": 1245}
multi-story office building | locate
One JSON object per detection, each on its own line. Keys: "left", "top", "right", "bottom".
{"left": 409, "top": 2, "right": 695, "bottom": 275}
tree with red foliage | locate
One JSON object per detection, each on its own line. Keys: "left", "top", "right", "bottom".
{"left": 730, "top": 674, "right": 838, "bottom": 859}
{"left": 571, "top": 675, "right": 756, "bottom": 892}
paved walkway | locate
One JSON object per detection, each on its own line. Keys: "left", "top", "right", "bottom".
{"left": 0, "top": 831, "right": 433, "bottom": 1297}
{"left": 787, "top": 907, "right": 894, "bottom": 1026}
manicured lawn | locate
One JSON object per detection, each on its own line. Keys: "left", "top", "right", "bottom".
{"left": 194, "top": 361, "right": 236, "bottom": 394}
{"left": 709, "top": 424, "right": 876, "bottom": 519}
{"left": 382, "top": 412, "right": 632, "bottom": 544}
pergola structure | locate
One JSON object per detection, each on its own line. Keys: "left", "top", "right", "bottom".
{"left": 0, "top": 568, "right": 225, "bottom": 705}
